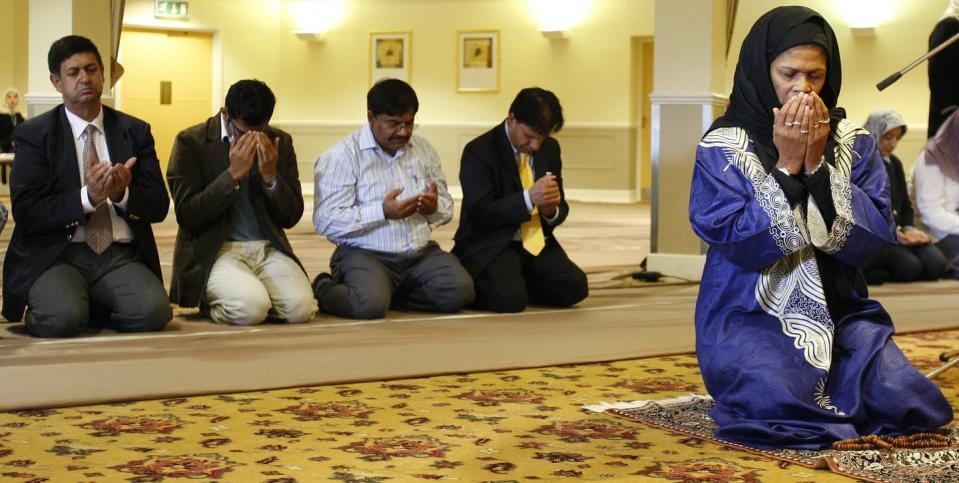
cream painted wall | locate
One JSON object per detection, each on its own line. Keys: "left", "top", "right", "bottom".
{"left": 0, "top": 0, "right": 14, "bottom": 91}
{"left": 653, "top": 0, "right": 715, "bottom": 94}
{"left": 122, "top": 0, "right": 655, "bottom": 123}
{"left": 73, "top": 0, "right": 112, "bottom": 86}
{"left": 113, "top": 0, "right": 948, "bottom": 197}
{"left": 123, "top": 0, "right": 282, "bottom": 106}
{"left": 0, "top": 0, "right": 29, "bottom": 114}
{"left": 274, "top": 0, "right": 653, "bottom": 124}
{"left": 727, "top": 1, "right": 945, "bottom": 174}
{"left": 120, "top": 0, "right": 656, "bottom": 197}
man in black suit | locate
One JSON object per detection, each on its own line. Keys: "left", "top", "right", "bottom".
{"left": 2, "top": 35, "right": 172, "bottom": 337}
{"left": 453, "top": 87, "right": 588, "bottom": 312}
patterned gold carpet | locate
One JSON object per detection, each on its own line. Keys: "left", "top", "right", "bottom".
{"left": 1, "top": 329, "right": 957, "bottom": 482}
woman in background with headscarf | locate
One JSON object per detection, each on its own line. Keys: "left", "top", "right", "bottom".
{"left": 928, "top": 0, "right": 959, "bottom": 138}
{"left": 914, "top": 108, "right": 959, "bottom": 276}
{"left": 862, "top": 109, "right": 946, "bottom": 283}
{"left": 0, "top": 87, "right": 25, "bottom": 153}
{"left": 689, "top": 6, "right": 952, "bottom": 450}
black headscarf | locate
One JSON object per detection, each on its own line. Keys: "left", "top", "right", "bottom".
{"left": 710, "top": 6, "right": 843, "bottom": 171}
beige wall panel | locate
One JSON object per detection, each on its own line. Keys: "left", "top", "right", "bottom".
{"left": 277, "top": 121, "right": 637, "bottom": 199}
{"left": 413, "top": 124, "right": 488, "bottom": 188}
{"left": 270, "top": 122, "right": 360, "bottom": 187}
{"left": 555, "top": 127, "right": 635, "bottom": 191}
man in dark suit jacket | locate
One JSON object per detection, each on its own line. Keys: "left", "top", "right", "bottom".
{"left": 3, "top": 35, "right": 172, "bottom": 337}
{"left": 167, "top": 79, "right": 315, "bottom": 325}
{"left": 453, "top": 87, "right": 588, "bottom": 312}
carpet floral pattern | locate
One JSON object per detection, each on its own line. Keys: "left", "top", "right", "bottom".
{"left": 0, "top": 330, "right": 957, "bottom": 482}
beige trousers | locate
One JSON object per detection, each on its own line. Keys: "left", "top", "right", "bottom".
{"left": 205, "top": 241, "right": 316, "bottom": 325}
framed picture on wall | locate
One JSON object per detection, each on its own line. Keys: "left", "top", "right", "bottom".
{"left": 457, "top": 30, "right": 499, "bottom": 92}
{"left": 370, "top": 31, "right": 411, "bottom": 85}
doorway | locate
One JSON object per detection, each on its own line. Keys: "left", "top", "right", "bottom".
{"left": 117, "top": 28, "right": 214, "bottom": 173}
{"left": 630, "top": 37, "right": 654, "bottom": 202}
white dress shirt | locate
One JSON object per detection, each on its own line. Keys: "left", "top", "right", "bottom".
{"left": 64, "top": 107, "right": 134, "bottom": 244}
{"left": 313, "top": 123, "right": 453, "bottom": 255}
{"left": 913, "top": 151, "right": 959, "bottom": 240}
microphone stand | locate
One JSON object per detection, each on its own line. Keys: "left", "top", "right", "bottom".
{"left": 927, "top": 350, "right": 959, "bottom": 379}
{"left": 880, "top": 25, "right": 959, "bottom": 379}
{"left": 876, "top": 29, "right": 959, "bottom": 90}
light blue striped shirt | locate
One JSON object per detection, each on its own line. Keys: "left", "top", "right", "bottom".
{"left": 313, "top": 123, "right": 453, "bottom": 254}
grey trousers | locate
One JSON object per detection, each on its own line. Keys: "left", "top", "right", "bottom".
{"left": 25, "top": 243, "right": 172, "bottom": 338}
{"left": 317, "top": 242, "right": 474, "bottom": 319}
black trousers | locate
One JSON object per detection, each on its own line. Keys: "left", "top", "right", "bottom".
{"left": 472, "top": 241, "right": 588, "bottom": 313}
{"left": 937, "top": 235, "right": 959, "bottom": 278}
{"left": 863, "top": 242, "right": 947, "bottom": 283}
{"left": 25, "top": 243, "right": 172, "bottom": 338}
{"left": 318, "top": 241, "right": 475, "bottom": 319}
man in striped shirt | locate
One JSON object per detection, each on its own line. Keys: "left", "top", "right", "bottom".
{"left": 312, "top": 79, "right": 474, "bottom": 319}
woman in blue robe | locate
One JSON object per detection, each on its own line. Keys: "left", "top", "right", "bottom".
{"left": 689, "top": 6, "right": 953, "bottom": 450}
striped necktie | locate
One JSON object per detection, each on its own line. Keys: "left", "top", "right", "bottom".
{"left": 518, "top": 152, "right": 545, "bottom": 255}
{"left": 83, "top": 124, "right": 113, "bottom": 254}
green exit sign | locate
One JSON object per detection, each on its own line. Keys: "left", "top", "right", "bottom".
{"left": 156, "top": 1, "right": 189, "bottom": 18}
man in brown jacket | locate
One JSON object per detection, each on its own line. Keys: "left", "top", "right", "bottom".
{"left": 167, "top": 79, "right": 315, "bottom": 325}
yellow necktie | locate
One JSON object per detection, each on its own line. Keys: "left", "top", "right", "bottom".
{"left": 518, "top": 153, "right": 545, "bottom": 255}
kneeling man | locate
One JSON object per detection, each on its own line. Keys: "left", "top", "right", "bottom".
{"left": 313, "top": 79, "right": 474, "bottom": 319}
{"left": 453, "top": 87, "right": 588, "bottom": 312}
{"left": 167, "top": 79, "right": 316, "bottom": 325}
{"left": 3, "top": 35, "right": 172, "bottom": 337}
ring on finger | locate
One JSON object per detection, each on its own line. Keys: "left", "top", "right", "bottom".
{"left": 817, "top": 119, "right": 830, "bottom": 125}
{"left": 789, "top": 121, "right": 801, "bottom": 127}
{"left": 799, "top": 129, "right": 809, "bottom": 134}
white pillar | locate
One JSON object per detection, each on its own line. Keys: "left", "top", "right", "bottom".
{"left": 647, "top": 0, "right": 729, "bottom": 282}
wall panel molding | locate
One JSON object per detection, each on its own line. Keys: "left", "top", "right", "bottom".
{"left": 276, "top": 121, "right": 641, "bottom": 203}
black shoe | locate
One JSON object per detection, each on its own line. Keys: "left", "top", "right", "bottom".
{"left": 312, "top": 272, "right": 333, "bottom": 300}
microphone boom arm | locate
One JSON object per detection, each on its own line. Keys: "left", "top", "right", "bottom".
{"left": 877, "top": 29, "right": 959, "bottom": 91}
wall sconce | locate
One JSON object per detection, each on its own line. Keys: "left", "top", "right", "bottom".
{"left": 539, "top": 29, "right": 568, "bottom": 40}
{"left": 837, "top": 0, "right": 893, "bottom": 37}
{"left": 530, "top": 0, "right": 589, "bottom": 40}
{"left": 295, "top": 30, "right": 325, "bottom": 43}
{"left": 289, "top": 0, "right": 345, "bottom": 43}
